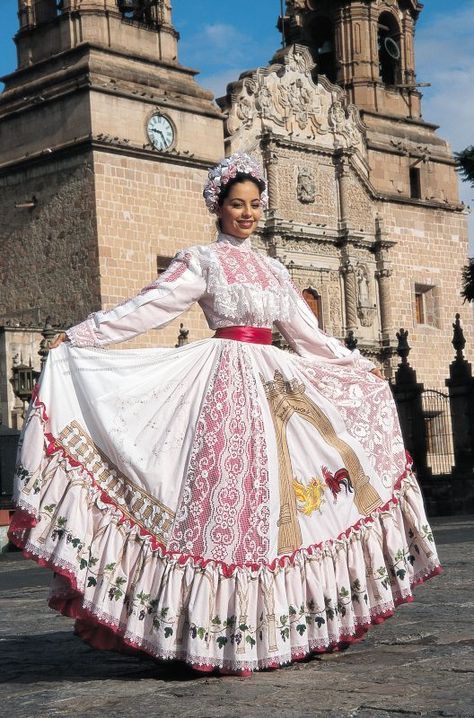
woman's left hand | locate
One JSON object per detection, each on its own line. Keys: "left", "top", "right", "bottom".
{"left": 370, "top": 367, "right": 385, "bottom": 380}
{"left": 49, "top": 332, "right": 69, "bottom": 350}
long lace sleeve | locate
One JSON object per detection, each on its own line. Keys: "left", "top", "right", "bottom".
{"left": 275, "top": 279, "right": 376, "bottom": 372}
{"left": 66, "top": 249, "right": 206, "bottom": 347}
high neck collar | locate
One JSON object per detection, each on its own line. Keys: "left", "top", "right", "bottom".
{"left": 216, "top": 232, "right": 252, "bottom": 250}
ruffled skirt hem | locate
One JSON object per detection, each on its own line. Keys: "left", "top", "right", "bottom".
{"left": 9, "top": 465, "right": 441, "bottom": 672}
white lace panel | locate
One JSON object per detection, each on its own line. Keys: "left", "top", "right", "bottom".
{"left": 204, "top": 244, "right": 297, "bottom": 328}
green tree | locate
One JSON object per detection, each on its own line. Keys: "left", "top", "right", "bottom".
{"left": 461, "top": 259, "right": 474, "bottom": 304}
{"left": 455, "top": 146, "right": 474, "bottom": 186}
{"left": 455, "top": 146, "right": 474, "bottom": 303}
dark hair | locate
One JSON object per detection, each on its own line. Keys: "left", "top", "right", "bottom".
{"left": 217, "top": 172, "right": 266, "bottom": 206}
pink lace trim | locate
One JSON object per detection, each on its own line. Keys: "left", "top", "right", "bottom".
{"left": 66, "top": 316, "right": 101, "bottom": 348}
{"left": 137, "top": 252, "right": 192, "bottom": 296}
{"left": 216, "top": 244, "right": 279, "bottom": 290}
{"left": 167, "top": 344, "right": 270, "bottom": 563}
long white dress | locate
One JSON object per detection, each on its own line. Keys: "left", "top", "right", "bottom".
{"left": 9, "top": 233, "right": 441, "bottom": 671}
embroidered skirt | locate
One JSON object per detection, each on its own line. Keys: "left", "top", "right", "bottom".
{"left": 9, "top": 339, "right": 441, "bottom": 671}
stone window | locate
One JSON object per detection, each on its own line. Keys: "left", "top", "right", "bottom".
{"left": 410, "top": 166, "right": 422, "bottom": 200}
{"left": 415, "top": 290, "right": 424, "bottom": 324}
{"left": 378, "top": 12, "right": 401, "bottom": 85}
{"left": 30, "top": 0, "right": 61, "bottom": 24}
{"left": 414, "top": 284, "right": 439, "bottom": 327}
{"left": 305, "top": 15, "right": 337, "bottom": 84}
{"left": 303, "top": 288, "right": 323, "bottom": 330}
{"left": 117, "top": 1, "right": 156, "bottom": 25}
{"left": 156, "top": 255, "right": 173, "bottom": 275}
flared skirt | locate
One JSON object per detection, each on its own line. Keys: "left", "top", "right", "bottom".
{"left": 9, "top": 339, "right": 441, "bottom": 670}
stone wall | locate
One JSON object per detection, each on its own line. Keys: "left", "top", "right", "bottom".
{"left": 0, "top": 149, "right": 217, "bottom": 354}
{"left": 369, "top": 150, "right": 459, "bottom": 204}
{"left": 0, "top": 153, "right": 100, "bottom": 328}
{"left": 381, "top": 202, "right": 472, "bottom": 387}
{"left": 93, "top": 151, "right": 215, "bottom": 348}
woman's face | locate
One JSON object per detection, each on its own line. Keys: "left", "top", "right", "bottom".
{"left": 217, "top": 180, "right": 262, "bottom": 239}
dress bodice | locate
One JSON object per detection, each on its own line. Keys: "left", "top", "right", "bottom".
{"left": 192, "top": 233, "right": 297, "bottom": 329}
{"left": 65, "top": 233, "right": 375, "bottom": 373}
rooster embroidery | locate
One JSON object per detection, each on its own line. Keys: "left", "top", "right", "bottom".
{"left": 322, "top": 466, "right": 354, "bottom": 502}
{"left": 293, "top": 476, "right": 326, "bottom": 516}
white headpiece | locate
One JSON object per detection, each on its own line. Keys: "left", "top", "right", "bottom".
{"left": 203, "top": 152, "right": 269, "bottom": 214}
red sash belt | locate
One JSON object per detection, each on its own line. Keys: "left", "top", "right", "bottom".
{"left": 214, "top": 326, "right": 273, "bottom": 345}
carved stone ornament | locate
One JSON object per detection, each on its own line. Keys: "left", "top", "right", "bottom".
{"left": 390, "top": 138, "right": 432, "bottom": 161}
{"left": 356, "top": 264, "right": 376, "bottom": 328}
{"left": 297, "top": 167, "right": 316, "bottom": 204}
{"left": 276, "top": 238, "right": 339, "bottom": 257}
{"left": 287, "top": 0, "right": 311, "bottom": 12}
{"left": 327, "top": 278, "right": 343, "bottom": 335}
{"left": 223, "top": 44, "right": 367, "bottom": 161}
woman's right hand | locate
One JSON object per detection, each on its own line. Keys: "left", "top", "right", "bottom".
{"left": 49, "top": 332, "right": 69, "bottom": 350}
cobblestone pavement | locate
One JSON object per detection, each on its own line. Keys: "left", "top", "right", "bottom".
{"left": 0, "top": 516, "right": 473, "bottom": 718}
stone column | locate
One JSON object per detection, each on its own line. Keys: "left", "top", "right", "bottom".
{"left": 376, "top": 268, "right": 393, "bottom": 341}
{"left": 261, "top": 137, "right": 280, "bottom": 215}
{"left": 18, "top": 0, "right": 34, "bottom": 29}
{"left": 446, "top": 315, "right": 474, "bottom": 509}
{"left": 347, "top": 2, "right": 374, "bottom": 109}
{"left": 374, "top": 213, "right": 395, "bottom": 342}
{"left": 401, "top": 12, "right": 420, "bottom": 118}
{"left": 402, "top": 12, "right": 416, "bottom": 84}
{"left": 333, "top": 6, "right": 346, "bottom": 87}
{"left": 341, "top": 260, "right": 358, "bottom": 333}
{"left": 161, "top": 0, "right": 173, "bottom": 26}
{"left": 335, "top": 153, "right": 352, "bottom": 234}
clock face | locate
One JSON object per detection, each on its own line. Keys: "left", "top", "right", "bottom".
{"left": 147, "top": 114, "right": 175, "bottom": 151}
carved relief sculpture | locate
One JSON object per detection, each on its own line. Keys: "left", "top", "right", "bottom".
{"left": 297, "top": 167, "right": 316, "bottom": 204}
{"left": 223, "top": 45, "right": 368, "bottom": 163}
{"left": 356, "top": 264, "right": 376, "bottom": 328}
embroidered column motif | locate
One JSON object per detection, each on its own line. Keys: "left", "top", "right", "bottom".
{"left": 262, "top": 371, "right": 383, "bottom": 554}
{"left": 57, "top": 421, "right": 175, "bottom": 546}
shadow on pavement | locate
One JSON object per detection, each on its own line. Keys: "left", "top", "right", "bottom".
{"left": 0, "top": 631, "right": 207, "bottom": 684}
{"left": 432, "top": 526, "right": 474, "bottom": 544}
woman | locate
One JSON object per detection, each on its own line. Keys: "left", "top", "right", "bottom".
{"left": 9, "top": 153, "right": 441, "bottom": 676}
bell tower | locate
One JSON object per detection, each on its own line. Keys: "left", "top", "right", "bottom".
{"left": 280, "top": 0, "right": 423, "bottom": 119}
{"left": 265, "top": 0, "right": 469, "bottom": 390}
{"left": 0, "top": 0, "right": 223, "bottom": 339}
{"left": 15, "top": 1, "right": 178, "bottom": 70}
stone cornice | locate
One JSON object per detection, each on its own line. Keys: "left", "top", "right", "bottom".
{"left": 0, "top": 135, "right": 212, "bottom": 180}
{"left": 1, "top": 41, "right": 198, "bottom": 88}
{"left": 263, "top": 221, "right": 380, "bottom": 252}
{"left": 0, "top": 71, "right": 222, "bottom": 124}
{"left": 366, "top": 140, "right": 456, "bottom": 167}
{"left": 373, "top": 238, "right": 398, "bottom": 251}
{"left": 361, "top": 109, "right": 439, "bottom": 131}
{"left": 266, "top": 135, "right": 336, "bottom": 158}
{"left": 375, "top": 193, "right": 465, "bottom": 213}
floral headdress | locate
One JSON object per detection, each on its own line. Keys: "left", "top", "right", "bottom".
{"left": 203, "top": 152, "right": 269, "bottom": 214}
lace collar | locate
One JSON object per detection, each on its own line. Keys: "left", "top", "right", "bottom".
{"left": 216, "top": 232, "right": 252, "bottom": 251}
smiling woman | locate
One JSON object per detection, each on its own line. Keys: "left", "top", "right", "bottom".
{"left": 217, "top": 178, "right": 265, "bottom": 239}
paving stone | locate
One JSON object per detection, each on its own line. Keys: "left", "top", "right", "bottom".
{"left": 0, "top": 517, "right": 473, "bottom": 718}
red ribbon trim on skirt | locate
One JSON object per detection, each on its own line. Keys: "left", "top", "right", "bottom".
{"left": 213, "top": 326, "right": 273, "bottom": 345}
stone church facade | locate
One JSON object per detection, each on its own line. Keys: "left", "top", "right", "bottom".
{"left": 0, "top": 0, "right": 471, "bottom": 427}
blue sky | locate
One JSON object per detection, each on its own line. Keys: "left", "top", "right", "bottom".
{"left": 1, "top": 0, "right": 473, "bottom": 246}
